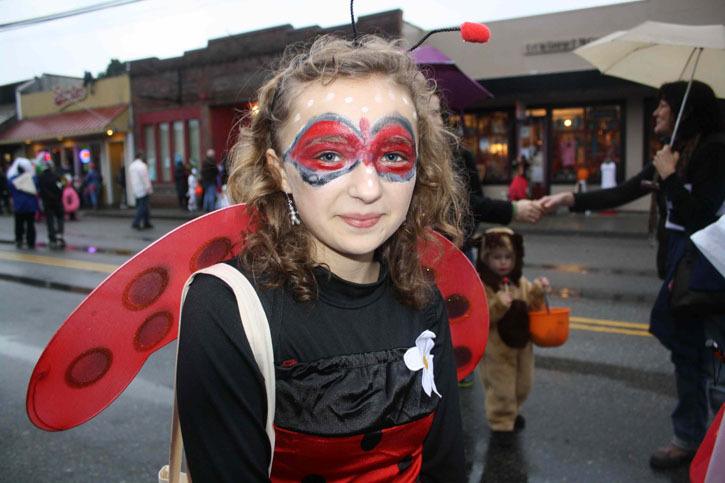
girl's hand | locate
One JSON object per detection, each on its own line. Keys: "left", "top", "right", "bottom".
{"left": 535, "top": 276, "right": 551, "bottom": 292}
{"left": 499, "top": 291, "right": 513, "bottom": 308}
{"left": 653, "top": 145, "right": 678, "bottom": 179}
{"left": 538, "top": 192, "right": 574, "bottom": 213}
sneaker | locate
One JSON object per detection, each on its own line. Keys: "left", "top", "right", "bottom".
{"left": 131, "top": 224, "right": 141, "bottom": 230}
{"left": 649, "top": 443, "right": 695, "bottom": 470}
{"left": 514, "top": 414, "right": 526, "bottom": 432}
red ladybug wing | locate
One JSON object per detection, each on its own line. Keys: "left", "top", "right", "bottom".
{"left": 419, "top": 232, "right": 489, "bottom": 381}
{"left": 26, "top": 204, "right": 252, "bottom": 431}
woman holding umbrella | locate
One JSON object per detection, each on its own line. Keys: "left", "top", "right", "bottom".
{"left": 541, "top": 80, "right": 725, "bottom": 469}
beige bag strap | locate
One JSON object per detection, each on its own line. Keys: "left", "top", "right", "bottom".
{"left": 161, "top": 263, "right": 276, "bottom": 483}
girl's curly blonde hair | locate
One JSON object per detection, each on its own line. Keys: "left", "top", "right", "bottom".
{"left": 227, "top": 34, "right": 468, "bottom": 308}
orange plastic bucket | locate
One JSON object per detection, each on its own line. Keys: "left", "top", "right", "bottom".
{"left": 529, "top": 307, "right": 570, "bottom": 347}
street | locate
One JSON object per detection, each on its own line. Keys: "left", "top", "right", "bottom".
{"left": 0, "top": 211, "right": 690, "bottom": 482}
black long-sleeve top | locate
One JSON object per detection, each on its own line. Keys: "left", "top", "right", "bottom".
{"left": 572, "top": 136, "right": 725, "bottom": 235}
{"left": 176, "top": 261, "right": 465, "bottom": 482}
{"left": 457, "top": 148, "right": 513, "bottom": 227}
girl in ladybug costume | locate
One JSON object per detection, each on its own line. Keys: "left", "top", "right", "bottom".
{"left": 176, "top": 35, "right": 469, "bottom": 481}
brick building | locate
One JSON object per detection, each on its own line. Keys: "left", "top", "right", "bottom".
{"left": 128, "top": 10, "right": 419, "bottom": 205}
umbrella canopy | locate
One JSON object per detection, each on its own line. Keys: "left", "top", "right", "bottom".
{"left": 574, "top": 21, "right": 725, "bottom": 98}
{"left": 412, "top": 45, "right": 493, "bottom": 111}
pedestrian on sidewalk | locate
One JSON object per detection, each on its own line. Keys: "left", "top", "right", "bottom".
{"left": 508, "top": 156, "right": 530, "bottom": 201}
{"left": 473, "top": 228, "right": 549, "bottom": 444}
{"left": 38, "top": 160, "right": 65, "bottom": 248}
{"left": 129, "top": 152, "right": 153, "bottom": 230}
{"left": 83, "top": 163, "right": 102, "bottom": 209}
{"left": 62, "top": 175, "right": 80, "bottom": 221}
{"left": 201, "top": 149, "right": 218, "bottom": 212}
{"left": 0, "top": 159, "right": 10, "bottom": 215}
{"left": 174, "top": 155, "right": 188, "bottom": 210}
{"left": 540, "top": 80, "right": 725, "bottom": 470}
{"left": 187, "top": 167, "right": 199, "bottom": 212}
{"left": 115, "top": 166, "right": 127, "bottom": 209}
{"left": 7, "top": 157, "right": 38, "bottom": 249}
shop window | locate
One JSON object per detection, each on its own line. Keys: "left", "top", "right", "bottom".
{"left": 550, "top": 104, "right": 622, "bottom": 184}
{"left": 460, "top": 111, "right": 511, "bottom": 183}
{"left": 518, "top": 111, "right": 547, "bottom": 197}
{"left": 173, "top": 120, "right": 185, "bottom": 167}
{"left": 188, "top": 119, "right": 200, "bottom": 166}
{"left": 144, "top": 125, "right": 157, "bottom": 181}
{"left": 159, "top": 122, "right": 171, "bottom": 182}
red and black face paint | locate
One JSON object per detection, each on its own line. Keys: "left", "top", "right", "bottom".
{"left": 283, "top": 113, "right": 417, "bottom": 187}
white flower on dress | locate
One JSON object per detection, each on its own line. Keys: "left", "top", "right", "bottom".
{"left": 403, "top": 330, "right": 442, "bottom": 398}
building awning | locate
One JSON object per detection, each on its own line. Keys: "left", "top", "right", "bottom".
{"left": 0, "top": 104, "right": 128, "bottom": 145}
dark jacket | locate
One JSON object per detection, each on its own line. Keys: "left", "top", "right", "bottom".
{"left": 456, "top": 148, "right": 514, "bottom": 229}
{"left": 201, "top": 158, "right": 219, "bottom": 187}
{"left": 38, "top": 168, "right": 63, "bottom": 210}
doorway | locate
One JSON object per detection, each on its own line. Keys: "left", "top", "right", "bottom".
{"left": 109, "top": 141, "right": 125, "bottom": 207}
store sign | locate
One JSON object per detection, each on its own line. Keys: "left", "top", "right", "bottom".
{"left": 524, "top": 37, "right": 597, "bottom": 56}
{"left": 53, "top": 85, "right": 87, "bottom": 109}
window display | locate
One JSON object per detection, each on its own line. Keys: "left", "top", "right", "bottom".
{"left": 458, "top": 111, "right": 511, "bottom": 183}
{"left": 550, "top": 105, "right": 622, "bottom": 184}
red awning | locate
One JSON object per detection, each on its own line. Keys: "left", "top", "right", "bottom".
{"left": 0, "top": 104, "right": 127, "bottom": 145}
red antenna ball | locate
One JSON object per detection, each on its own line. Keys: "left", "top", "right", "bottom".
{"left": 460, "top": 22, "right": 490, "bottom": 43}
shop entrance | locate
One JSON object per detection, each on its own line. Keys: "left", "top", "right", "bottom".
{"left": 109, "top": 141, "right": 125, "bottom": 207}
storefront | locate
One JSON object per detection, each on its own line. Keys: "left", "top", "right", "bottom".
{"left": 430, "top": 0, "right": 723, "bottom": 210}
{"left": 0, "top": 74, "right": 131, "bottom": 207}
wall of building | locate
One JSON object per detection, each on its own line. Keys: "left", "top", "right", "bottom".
{"left": 20, "top": 75, "right": 130, "bottom": 118}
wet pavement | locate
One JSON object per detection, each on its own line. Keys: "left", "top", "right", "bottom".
{"left": 0, "top": 209, "right": 698, "bottom": 482}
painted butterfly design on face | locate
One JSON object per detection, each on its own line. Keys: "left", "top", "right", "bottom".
{"left": 283, "top": 113, "right": 417, "bottom": 187}
{"left": 26, "top": 204, "right": 487, "bottom": 431}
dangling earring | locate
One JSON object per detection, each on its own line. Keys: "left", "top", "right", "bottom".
{"left": 285, "top": 192, "right": 301, "bottom": 225}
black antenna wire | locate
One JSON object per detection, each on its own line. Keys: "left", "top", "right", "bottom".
{"left": 408, "top": 27, "right": 460, "bottom": 51}
{"left": 350, "top": 0, "right": 358, "bottom": 40}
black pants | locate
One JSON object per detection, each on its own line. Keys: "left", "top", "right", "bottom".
{"left": 45, "top": 205, "right": 65, "bottom": 243}
{"left": 14, "top": 212, "right": 36, "bottom": 248}
{"left": 132, "top": 195, "right": 151, "bottom": 228}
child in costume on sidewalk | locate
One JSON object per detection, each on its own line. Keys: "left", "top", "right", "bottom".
{"left": 474, "top": 227, "right": 550, "bottom": 439}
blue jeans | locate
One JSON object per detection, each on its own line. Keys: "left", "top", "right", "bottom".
{"left": 132, "top": 195, "right": 150, "bottom": 228}
{"left": 203, "top": 184, "right": 216, "bottom": 212}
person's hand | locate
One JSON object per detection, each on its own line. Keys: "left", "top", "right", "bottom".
{"left": 499, "top": 291, "right": 513, "bottom": 308}
{"left": 535, "top": 276, "right": 551, "bottom": 293}
{"left": 538, "top": 192, "right": 575, "bottom": 213}
{"left": 513, "top": 199, "right": 543, "bottom": 224}
{"left": 653, "top": 145, "right": 678, "bottom": 179}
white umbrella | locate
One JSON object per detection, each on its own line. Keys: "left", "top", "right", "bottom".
{"left": 574, "top": 21, "right": 725, "bottom": 144}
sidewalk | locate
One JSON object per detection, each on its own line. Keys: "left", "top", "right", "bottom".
{"left": 84, "top": 206, "right": 651, "bottom": 239}
{"left": 511, "top": 209, "right": 650, "bottom": 239}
